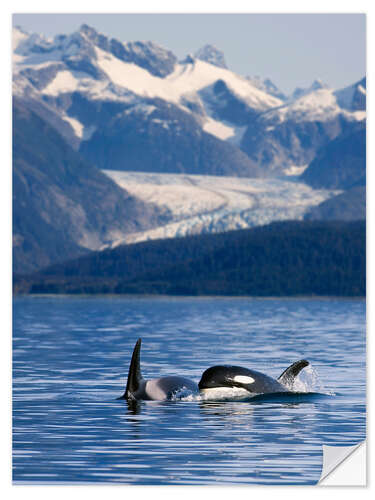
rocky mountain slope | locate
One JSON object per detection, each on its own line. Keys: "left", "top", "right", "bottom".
{"left": 13, "top": 98, "right": 165, "bottom": 274}
{"left": 301, "top": 125, "right": 366, "bottom": 189}
{"left": 194, "top": 44, "right": 228, "bottom": 69}
{"left": 79, "top": 98, "right": 261, "bottom": 176}
{"left": 301, "top": 125, "right": 366, "bottom": 221}
{"left": 304, "top": 186, "right": 365, "bottom": 221}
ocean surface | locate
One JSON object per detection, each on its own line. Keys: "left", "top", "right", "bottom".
{"left": 12, "top": 295, "right": 366, "bottom": 485}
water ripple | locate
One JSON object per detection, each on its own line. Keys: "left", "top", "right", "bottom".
{"left": 13, "top": 296, "right": 366, "bottom": 485}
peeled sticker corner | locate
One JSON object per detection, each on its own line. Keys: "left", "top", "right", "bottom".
{"left": 318, "top": 440, "right": 366, "bottom": 486}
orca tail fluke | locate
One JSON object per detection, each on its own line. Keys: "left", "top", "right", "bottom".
{"left": 117, "top": 338, "right": 143, "bottom": 400}
{"left": 277, "top": 359, "right": 309, "bottom": 387}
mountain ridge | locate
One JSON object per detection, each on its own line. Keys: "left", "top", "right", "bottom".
{"left": 13, "top": 24, "right": 365, "bottom": 176}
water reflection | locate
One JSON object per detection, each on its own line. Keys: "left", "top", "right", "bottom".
{"left": 126, "top": 399, "right": 142, "bottom": 415}
{"left": 122, "top": 391, "right": 331, "bottom": 418}
{"left": 198, "top": 401, "right": 255, "bottom": 431}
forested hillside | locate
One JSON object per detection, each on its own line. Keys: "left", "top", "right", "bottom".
{"left": 15, "top": 220, "right": 365, "bottom": 297}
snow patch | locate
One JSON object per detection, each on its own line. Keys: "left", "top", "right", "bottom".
{"left": 62, "top": 115, "right": 84, "bottom": 137}
{"left": 95, "top": 46, "right": 173, "bottom": 101}
{"left": 62, "top": 115, "right": 97, "bottom": 140}
{"left": 283, "top": 165, "right": 309, "bottom": 176}
{"left": 342, "top": 110, "right": 366, "bottom": 122}
{"left": 357, "top": 85, "right": 366, "bottom": 95}
{"left": 125, "top": 104, "right": 157, "bottom": 116}
{"left": 203, "top": 117, "right": 240, "bottom": 141}
{"left": 43, "top": 70, "right": 80, "bottom": 95}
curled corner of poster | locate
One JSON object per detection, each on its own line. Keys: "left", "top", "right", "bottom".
{"left": 318, "top": 440, "right": 366, "bottom": 486}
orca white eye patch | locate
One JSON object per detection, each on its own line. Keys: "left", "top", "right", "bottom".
{"left": 233, "top": 375, "right": 255, "bottom": 384}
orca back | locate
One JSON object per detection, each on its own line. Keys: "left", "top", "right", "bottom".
{"left": 118, "top": 339, "right": 198, "bottom": 401}
{"left": 198, "top": 365, "right": 288, "bottom": 394}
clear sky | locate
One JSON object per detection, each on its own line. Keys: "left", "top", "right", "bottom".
{"left": 12, "top": 13, "right": 366, "bottom": 96}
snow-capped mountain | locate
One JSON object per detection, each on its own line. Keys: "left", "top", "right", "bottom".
{"left": 13, "top": 25, "right": 280, "bottom": 121}
{"left": 246, "top": 76, "right": 287, "bottom": 101}
{"left": 291, "top": 79, "right": 329, "bottom": 100}
{"left": 266, "top": 85, "right": 365, "bottom": 124}
{"left": 194, "top": 44, "right": 227, "bottom": 69}
{"left": 13, "top": 24, "right": 365, "bottom": 176}
{"left": 13, "top": 25, "right": 279, "bottom": 109}
{"left": 12, "top": 23, "right": 366, "bottom": 274}
{"left": 334, "top": 77, "right": 366, "bottom": 112}
{"left": 240, "top": 79, "right": 365, "bottom": 173}
{"left": 13, "top": 24, "right": 288, "bottom": 176}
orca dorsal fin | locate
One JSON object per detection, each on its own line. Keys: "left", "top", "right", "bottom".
{"left": 277, "top": 359, "right": 309, "bottom": 387}
{"left": 118, "top": 338, "right": 143, "bottom": 400}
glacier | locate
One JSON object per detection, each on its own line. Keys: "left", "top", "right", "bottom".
{"left": 102, "top": 171, "right": 341, "bottom": 248}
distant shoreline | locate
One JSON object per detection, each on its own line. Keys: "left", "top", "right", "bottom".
{"left": 13, "top": 293, "right": 366, "bottom": 300}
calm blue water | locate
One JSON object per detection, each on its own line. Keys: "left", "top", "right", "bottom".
{"left": 13, "top": 296, "right": 366, "bottom": 485}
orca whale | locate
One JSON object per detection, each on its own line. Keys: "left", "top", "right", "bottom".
{"left": 198, "top": 360, "right": 309, "bottom": 398}
{"left": 118, "top": 338, "right": 199, "bottom": 401}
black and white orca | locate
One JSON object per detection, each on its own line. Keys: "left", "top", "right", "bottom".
{"left": 117, "top": 338, "right": 199, "bottom": 401}
{"left": 118, "top": 339, "right": 309, "bottom": 401}
{"left": 198, "top": 359, "right": 310, "bottom": 398}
